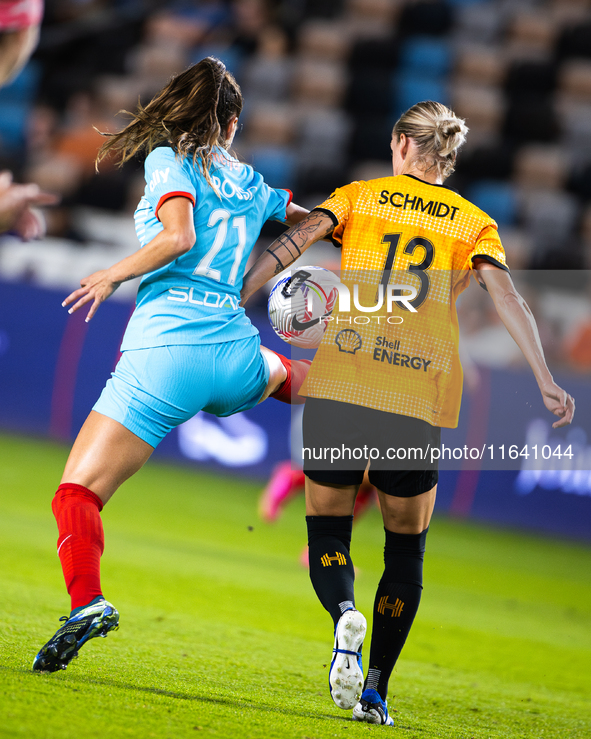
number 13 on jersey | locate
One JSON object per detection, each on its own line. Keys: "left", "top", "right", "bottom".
{"left": 379, "top": 232, "right": 435, "bottom": 310}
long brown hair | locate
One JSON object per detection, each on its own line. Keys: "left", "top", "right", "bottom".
{"left": 393, "top": 100, "right": 468, "bottom": 179}
{"left": 97, "top": 57, "right": 243, "bottom": 190}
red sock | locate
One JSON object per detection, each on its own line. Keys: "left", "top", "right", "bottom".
{"left": 353, "top": 484, "right": 377, "bottom": 518}
{"left": 291, "top": 469, "right": 306, "bottom": 488}
{"left": 270, "top": 355, "right": 311, "bottom": 405}
{"left": 52, "top": 483, "right": 105, "bottom": 611}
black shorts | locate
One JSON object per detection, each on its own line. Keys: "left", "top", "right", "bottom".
{"left": 302, "top": 398, "right": 441, "bottom": 497}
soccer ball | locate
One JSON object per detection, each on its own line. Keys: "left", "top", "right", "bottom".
{"left": 268, "top": 266, "right": 340, "bottom": 349}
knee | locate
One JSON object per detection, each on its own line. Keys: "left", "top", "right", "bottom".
{"left": 260, "top": 347, "right": 287, "bottom": 394}
{"left": 386, "top": 521, "right": 427, "bottom": 535}
{"left": 382, "top": 527, "right": 428, "bottom": 585}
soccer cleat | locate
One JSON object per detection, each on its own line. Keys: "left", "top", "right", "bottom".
{"left": 32, "top": 598, "right": 119, "bottom": 673}
{"left": 258, "top": 461, "right": 305, "bottom": 522}
{"left": 329, "top": 608, "right": 366, "bottom": 710}
{"left": 352, "top": 688, "right": 395, "bottom": 726}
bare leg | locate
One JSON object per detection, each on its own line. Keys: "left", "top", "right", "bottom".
{"left": 305, "top": 478, "right": 358, "bottom": 516}
{"left": 258, "top": 345, "right": 288, "bottom": 403}
{"left": 362, "top": 485, "right": 437, "bottom": 709}
{"left": 304, "top": 478, "right": 365, "bottom": 709}
{"left": 34, "top": 410, "right": 149, "bottom": 670}
{"left": 61, "top": 410, "right": 154, "bottom": 505}
{"left": 377, "top": 485, "right": 437, "bottom": 534}
{"left": 304, "top": 478, "right": 359, "bottom": 619}
{"left": 304, "top": 478, "right": 437, "bottom": 713}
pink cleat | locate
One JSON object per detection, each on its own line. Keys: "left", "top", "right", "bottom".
{"left": 259, "top": 461, "right": 306, "bottom": 523}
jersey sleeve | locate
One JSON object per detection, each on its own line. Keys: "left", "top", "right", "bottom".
{"left": 263, "top": 186, "right": 292, "bottom": 222}
{"left": 312, "top": 183, "right": 357, "bottom": 246}
{"left": 468, "top": 224, "right": 509, "bottom": 272}
{"left": 143, "top": 148, "right": 197, "bottom": 220}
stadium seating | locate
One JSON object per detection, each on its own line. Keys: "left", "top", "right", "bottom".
{"left": 398, "top": 36, "right": 452, "bottom": 79}
{"left": 2, "top": 0, "right": 591, "bottom": 322}
{"left": 0, "top": 62, "right": 39, "bottom": 150}
{"left": 465, "top": 180, "right": 517, "bottom": 226}
{"left": 392, "top": 72, "right": 449, "bottom": 119}
{"left": 248, "top": 146, "right": 296, "bottom": 190}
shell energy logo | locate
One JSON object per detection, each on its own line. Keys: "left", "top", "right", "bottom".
{"left": 335, "top": 329, "right": 362, "bottom": 354}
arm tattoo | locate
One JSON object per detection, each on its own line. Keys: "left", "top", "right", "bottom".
{"left": 265, "top": 211, "right": 335, "bottom": 271}
{"left": 113, "top": 273, "right": 136, "bottom": 288}
{"left": 281, "top": 232, "right": 302, "bottom": 257}
{"left": 268, "top": 251, "right": 285, "bottom": 270}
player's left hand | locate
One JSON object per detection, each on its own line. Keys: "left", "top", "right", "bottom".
{"left": 540, "top": 382, "right": 575, "bottom": 428}
{"left": 12, "top": 206, "right": 47, "bottom": 240}
{"left": 0, "top": 170, "right": 58, "bottom": 238}
{"left": 62, "top": 269, "right": 120, "bottom": 322}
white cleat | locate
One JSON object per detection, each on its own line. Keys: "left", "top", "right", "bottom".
{"left": 352, "top": 688, "right": 395, "bottom": 725}
{"left": 329, "top": 609, "right": 366, "bottom": 710}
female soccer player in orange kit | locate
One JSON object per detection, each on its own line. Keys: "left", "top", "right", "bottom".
{"left": 241, "top": 101, "right": 575, "bottom": 725}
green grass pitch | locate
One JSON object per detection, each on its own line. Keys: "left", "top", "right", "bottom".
{"left": 0, "top": 432, "right": 590, "bottom": 739}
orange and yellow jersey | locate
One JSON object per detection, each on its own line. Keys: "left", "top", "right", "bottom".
{"left": 300, "top": 174, "right": 508, "bottom": 428}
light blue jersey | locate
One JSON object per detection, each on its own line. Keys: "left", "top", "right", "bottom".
{"left": 121, "top": 146, "right": 291, "bottom": 350}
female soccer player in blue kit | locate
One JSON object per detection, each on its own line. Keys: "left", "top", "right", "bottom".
{"left": 33, "top": 57, "right": 309, "bottom": 672}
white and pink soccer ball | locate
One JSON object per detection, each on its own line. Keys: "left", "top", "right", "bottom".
{"left": 268, "top": 266, "right": 340, "bottom": 349}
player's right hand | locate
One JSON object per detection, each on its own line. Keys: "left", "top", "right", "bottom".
{"left": 62, "top": 269, "right": 120, "bottom": 322}
{"left": 540, "top": 382, "right": 575, "bottom": 428}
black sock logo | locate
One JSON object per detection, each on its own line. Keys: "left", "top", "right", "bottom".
{"left": 377, "top": 596, "right": 404, "bottom": 617}
{"left": 321, "top": 552, "right": 347, "bottom": 567}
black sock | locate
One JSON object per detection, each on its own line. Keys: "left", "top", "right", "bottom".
{"left": 306, "top": 515, "right": 355, "bottom": 627}
{"left": 365, "top": 527, "right": 428, "bottom": 700}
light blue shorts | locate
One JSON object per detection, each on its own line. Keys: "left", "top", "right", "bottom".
{"left": 93, "top": 336, "right": 269, "bottom": 448}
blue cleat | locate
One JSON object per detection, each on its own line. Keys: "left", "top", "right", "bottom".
{"left": 329, "top": 609, "right": 366, "bottom": 709}
{"left": 352, "top": 688, "right": 395, "bottom": 725}
{"left": 32, "top": 597, "right": 119, "bottom": 673}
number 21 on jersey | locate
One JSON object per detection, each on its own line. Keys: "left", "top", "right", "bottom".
{"left": 193, "top": 208, "right": 246, "bottom": 286}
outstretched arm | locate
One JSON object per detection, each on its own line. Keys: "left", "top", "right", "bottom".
{"left": 284, "top": 201, "right": 309, "bottom": 226}
{"left": 474, "top": 260, "right": 575, "bottom": 428}
{"left": 241, "top": 210, "right": 335, "bottom": 305}
{"left": 0, "top": 26, "right": 40, "bottom": 86}
{"left": 63, "top": 197, "right": 195, "bottom": 322}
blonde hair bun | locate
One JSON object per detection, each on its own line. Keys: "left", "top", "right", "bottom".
{"left": 393, "top": 101, "right": 468, "bottom": 178}
{"left": 435, "top": 116, "right": 468, "bottom": 157}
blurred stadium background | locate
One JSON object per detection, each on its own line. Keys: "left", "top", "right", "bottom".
{"left": 1, "top": 0, "right": 591, "bottom": 536}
